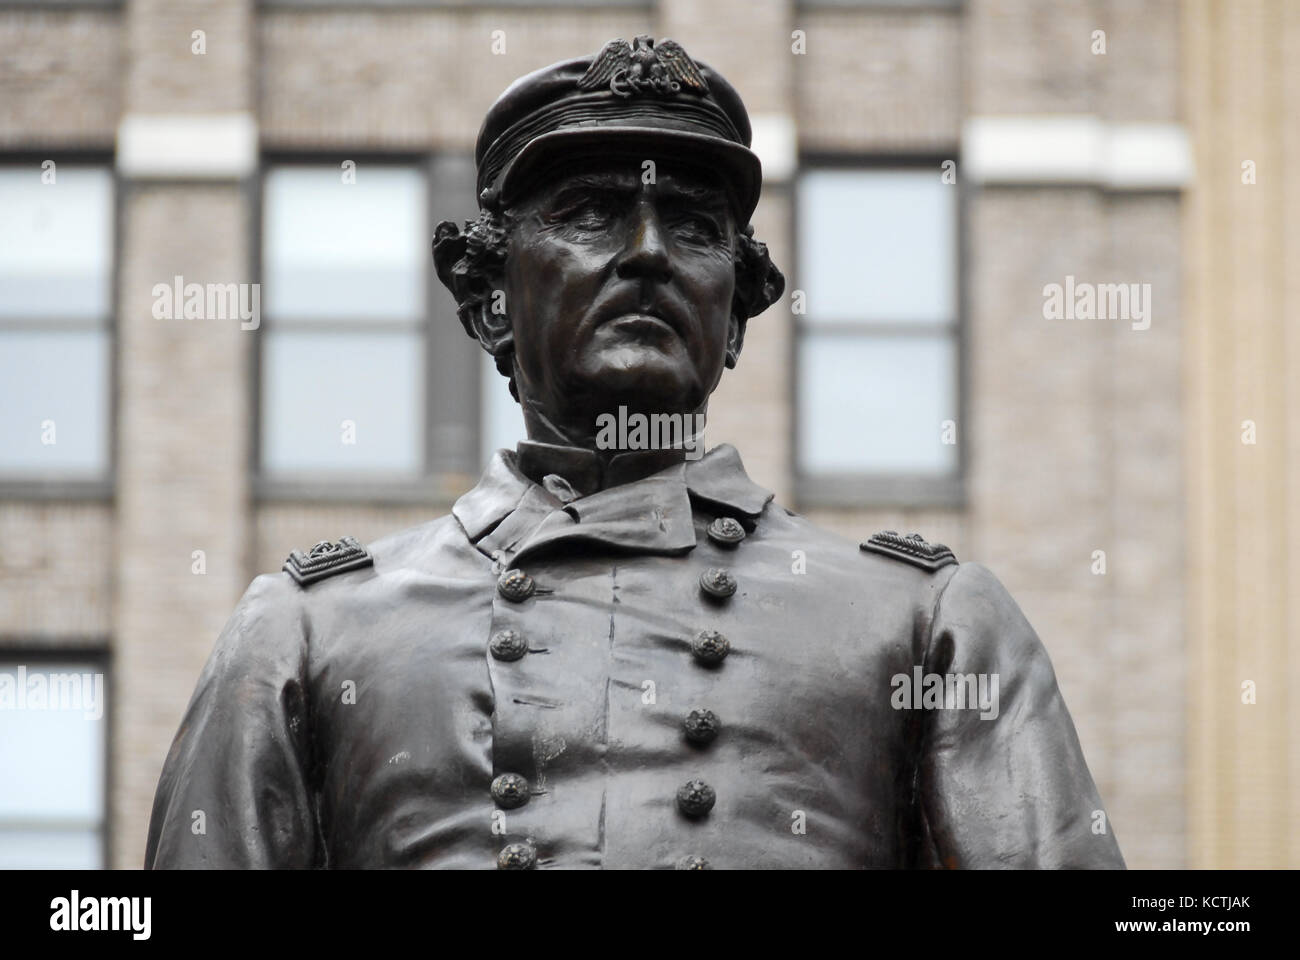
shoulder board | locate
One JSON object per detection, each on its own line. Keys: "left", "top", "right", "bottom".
{"left": 283, "top": 536, "right": 374, "bottom": 587}
{"left": 860, "top": 530, "right": 957, "bottom": 572}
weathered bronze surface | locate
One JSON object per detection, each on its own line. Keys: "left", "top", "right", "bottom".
{"left": 145, "top": 37, "right": 1124, "bottom": 869}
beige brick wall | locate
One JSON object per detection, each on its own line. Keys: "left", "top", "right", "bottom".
{"left": 797, "top": 8, "right": 962, "bottom": 153}
{"left": 259, "top": 8, "right": 652, "bottom": 150}
{"left": 0, "top": 9, "right": 123, "bottom": 148}
{"left": 969, "top": 0, "right": 1181, "bottom": 121}
{"left": 968, "top": 0, "right": 1098, "bottom": 115}
{"left": 0, "top": 504, "right": 113, "bottom": 643}
{"left": 255, "top": 503, "right": 445, "bottom": 576}
{"left": 1098, "top": 0, "right": 1181, "bottom": 122}
{"left": 963, "top": 187, "right": 1185, "bottom": 867}
{"left": 126, "top": 0, "right": 253, "bottom": 113}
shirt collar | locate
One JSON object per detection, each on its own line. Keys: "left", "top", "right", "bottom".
{"left": 452, "top": 442, "right": 773, "bottom": 548}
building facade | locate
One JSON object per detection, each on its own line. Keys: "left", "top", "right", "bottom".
{"left": 0, "top": 0, "right": 1295, "bottom": 870}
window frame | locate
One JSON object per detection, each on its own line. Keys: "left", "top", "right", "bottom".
{"left": 0, "top": 152, "right": 118, "bottom": 500}
{"left": 252, "top": 151, "right": 484, "bottom": 504}
{"left": 792, "top": 153, "right": 967, "bottom": 509}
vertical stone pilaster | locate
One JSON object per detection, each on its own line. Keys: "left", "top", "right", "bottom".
{"left": 111, "top": 0, "right": 255, "bottom": 869}
{"left": 1184, "top": 0, "right": 1298, "bottom": 869}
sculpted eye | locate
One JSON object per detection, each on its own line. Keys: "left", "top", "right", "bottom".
{"left": 669, "top": 212, "right": 723, "bottom": 241}
{"left": 549, "top": 194, "right": 621, "bottom": 227}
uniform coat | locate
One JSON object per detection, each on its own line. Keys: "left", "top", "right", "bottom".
{"left": 145, "top": 442, "right": 1125, "bottom": 869}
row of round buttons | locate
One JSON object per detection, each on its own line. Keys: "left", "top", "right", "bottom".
{"left": 499, "top": 566, "right": 739, "bottom": 604}
{"left": 492, "top": 570, "right": 537, "bottom": 868}
{"left": 672, "top": 517, "right": 746, "bottom": 870}
{"left": 492, "top": 516, "right": 744, "bottom": 869}
{"left": 492, "top": 626, "right": 731, "bottom": 665}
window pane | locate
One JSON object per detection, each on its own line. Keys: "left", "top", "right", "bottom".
{"left": 262, "top": 329, "right": 423, "bottom": 476}
{"left": 798, "top": 169, "right": 955, "bottom": 324}
{"left": 0, "top": 166, "right": 113, "bottom": 320}
{"left": 264, "top": 166, "right": 425, "bottom": 321}
{"left": 798, "top": 333, "right": 958, "bottom": 475}
{"left": 481, "top": 351, "right": 524, "bottom": 468}
{"left": 0, "top": 661, "right": 106, "bottom": 869}
{"left": 0, "top": 329, "right": 108, "bottom": 475}
{"left": 0, "top": 829, "right": 101, "bottom": 870}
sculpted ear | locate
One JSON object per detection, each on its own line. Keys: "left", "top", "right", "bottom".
{"left": 724, "top": 314, "right": 746, "bottom": 369}
{"left": 726, "top": 226, "right": 785, "bottom": 368}
{"left": 433, "top": 216, "right": 514, "bottom": 363}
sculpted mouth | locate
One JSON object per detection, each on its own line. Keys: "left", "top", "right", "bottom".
{"left": 610, "top": 311, "right": 671, "bottom": 328}
{"left": 601, "top": 311, "right": 682, "bottom": 337}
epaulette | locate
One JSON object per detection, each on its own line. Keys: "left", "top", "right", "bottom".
{"left": 283, "top": 536, "right": 374, "bottom": 587}
{"left": 860, "top": 530, "right": 957, "bottom": 572}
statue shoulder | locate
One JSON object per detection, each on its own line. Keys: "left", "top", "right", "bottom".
{"left": 859, "top": 530, "right": 958, "bottom": 573}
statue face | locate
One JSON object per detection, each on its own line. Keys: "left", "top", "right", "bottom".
{"left": 502, "top": 160, "right": 737, "bottom": 435}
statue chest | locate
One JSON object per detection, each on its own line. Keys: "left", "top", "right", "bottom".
{"left": 306, "top": 541, "right": 923, "bottom": 868}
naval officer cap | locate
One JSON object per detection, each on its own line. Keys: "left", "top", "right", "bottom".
{"left": 474, "top": 36, "right": 763, "bottom": 224}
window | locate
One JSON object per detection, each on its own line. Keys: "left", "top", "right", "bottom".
{"left": 259, "top": 158, "right": 526, "bottom": 492}
{"left": 0, "top": 659, "right": 108, "bottom": 869}
{"left": 795, "top": 166, "right": 960, "bottom": 504}
{"left": 261, "top": 164, "right": 427, "bottom": 479}
{"left": 0, "top": 164, "right": 113, "bottom": 482}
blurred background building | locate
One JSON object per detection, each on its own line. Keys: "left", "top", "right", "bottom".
{"left": 0, "top": 0, "right": 1296, "bottom": 870}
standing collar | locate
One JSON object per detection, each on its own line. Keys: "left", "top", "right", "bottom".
{"left": 452, "top": 442, "right": 773, "bottom": 545}
{"left": 516, "top": 439, "right": 686, "bottom": 498}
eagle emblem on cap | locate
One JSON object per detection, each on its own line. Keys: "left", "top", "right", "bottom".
{"left": 577, "top": 35, "right": 708, "bottom": 98}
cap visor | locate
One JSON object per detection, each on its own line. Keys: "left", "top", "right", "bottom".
{"left": 498, "top": 126, "right": 762, "bottom": 224}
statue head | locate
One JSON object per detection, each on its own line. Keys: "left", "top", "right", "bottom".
{"left": 434, "top": 36, "right": 784, "bottom": 447}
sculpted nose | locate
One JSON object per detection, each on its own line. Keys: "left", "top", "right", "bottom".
{"left": 615, "top": 203, "right": 673, "bottom": 284}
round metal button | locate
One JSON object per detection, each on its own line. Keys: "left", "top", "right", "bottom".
{"left": 497, "top": 568, "right": 535, "bottom": 602}
{"left": 690, "top": 629, "right": 730, "bottom": 666}
{"left": 491, "top": 773, "right": 531, "bottom": 809}
{"left": 675, "top": 855, "right": 712, "bottom": 871}
{"left": 489, "top": 629, "right": 528, "bottom": 662}
{"left": 676, "top": 779, "right": 716, "bottom": 819}
{"left": 683, "top": 708, "right": 720, "bottom": 745}
{"left": 497, "top": 841, "right": 537, "bottom": 870}
{"left": 706, "top": 516, "right": 746, "bottom": 547}
{"left": 699, "top": 567, "right": 737, "bottom": 600}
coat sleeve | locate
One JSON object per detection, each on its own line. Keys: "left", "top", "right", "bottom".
{"left": 144, "top": 573, "right": 322, "bottom": 868}
{"left": 915, "top": 562, "right": 1125, "bottom": 868}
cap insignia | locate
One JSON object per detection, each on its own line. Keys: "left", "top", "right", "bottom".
{"left": 577, "top": 35, "right": 708, "bottom": 99}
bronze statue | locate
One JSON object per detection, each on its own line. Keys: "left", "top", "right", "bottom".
{"left": 145, "top": 37, "right": 1124, "bottom": 869}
